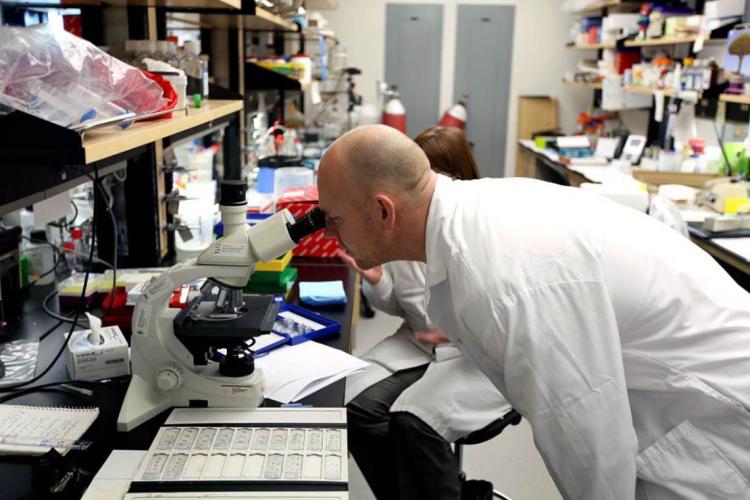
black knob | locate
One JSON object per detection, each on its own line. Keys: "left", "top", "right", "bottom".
{"left": 219, "top": 345, "right": 255, "bottom": 377}
{"left": 220, "top": 181, "right": 247, "bottom": 207}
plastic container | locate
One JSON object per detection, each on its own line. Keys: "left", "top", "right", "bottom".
{"left": 290, "top": 53, "right": 313, "bottom": 85}
{"left": 25, "top": 229, "right": 55, "bottom": 285}
{"left": 273, "top": 167, "right": 314, "bottom": 201}
{"left": 257, "top": 167, "right": 276, "bottom": 194}
{"left": 64, "top": 228, "right": 84, "bottom": 270}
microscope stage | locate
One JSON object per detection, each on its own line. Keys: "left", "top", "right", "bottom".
{"left": 174, "top": 294, "right": 280, "bottom": 343}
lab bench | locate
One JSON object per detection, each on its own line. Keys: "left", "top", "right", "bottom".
{"left": 0, "top": 257, "right": 356, "bottom": 499}
{"left": 517, "top": 140, "right": 750, "bottom": 291}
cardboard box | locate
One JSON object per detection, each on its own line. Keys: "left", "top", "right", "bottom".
{"left": 516, "top": 96, "right": 559, "bottom": 177}
{"left": 276, "top": 186, "right": 341, "bottom": 257}
{"left": 66, "top": 325, "right": 131, "bottom": 381}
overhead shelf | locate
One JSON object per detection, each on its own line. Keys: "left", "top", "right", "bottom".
{"left": 564, "top": 79, "right": 603, "bottom": 90}
{"left": 302, "top": 27, "right": 338, "bottom": 44}
{"left": 572, "top": 0, "right": 623, "bottom": 14}
{"left": 719, "top": 94, "right": 750, "bottom": 105}
{"left": 83, "top": 100, "right": 243, "bottom": 163}
{"left": 166, "top": 7, "right": 296, "bottom": 30}
{"left": 624, "top": 35, "right": 706, "bottom": 47}
{"left": 566, "top": 42, "right": 615, "bottom": 50}
{"left": 101, "top": 0, "right": 241, "bottom": 8}
{"left": 0, "top": 100, "right": 242, "bottom": 215}
{"left": 622, "top": 86, "right": 676, "bottom": 97}
{"left": 632, "top": 168, "right": 719, "bottom": 188}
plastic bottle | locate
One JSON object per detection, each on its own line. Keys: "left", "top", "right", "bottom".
{"left": 199, "top": 54, "right": 210, "bottom": 97}
{"left": 26, "top": 229, "right": 56, "bottom": 285}
{"left": 182, "top": 41, "right": 201, "bottom": 78}
{"left": 133, "top": 40, "right": 150, "bottom": 68}
{"left": 290, "top": 53, "right": 313, "bottom": 86}
{"left": 146, "top": 40, "right": 158, "bottom": 61}
{"left": 65, "top": 227, "right": 84, "bottom": 271}
{"left": 124, "top": 40, "right": 137, "bottom": 65}
{"left": 155, "top": 40, "right": 170, "bottom": 63}
{"left": 165, "top": 40, "right": 180, "bottom": 67}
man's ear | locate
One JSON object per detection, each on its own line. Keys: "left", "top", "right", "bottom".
{"left": 374, "top": 194, "right": 397, "bottom": 231}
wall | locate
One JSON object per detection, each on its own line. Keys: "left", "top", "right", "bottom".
{"left": 319, "top": 0, "right": 591, "bottom": 176}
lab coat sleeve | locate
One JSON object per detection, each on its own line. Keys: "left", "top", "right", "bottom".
{"left": 361, "top": 265, "right": 407, "bottom": 318}
{"left": 460, "top": 279, "right": 638, "bottom": 500}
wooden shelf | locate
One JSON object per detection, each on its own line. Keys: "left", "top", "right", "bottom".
{"left": 166, "top": 7, "right": 296, "bottom": 30}
{"left": 632, "top": 168, "right": 719, "bottom": 188}
{"left": 83, "top": 100, "right": 242, "bottom": 164}
{"left": 302, "top": 27, "right": 338, "bottom": 44}
{"left": 249, "top": 7, "right": 296, "bottom": 31}
{"left": 566, "top": 42, "right": 615, "bottom": 50}
{"left": 719, "top": 94, "right": 750, "bottom": 105}
{"left": 564, "top": 79, "right": 603, "bottom": 90}
{"left": 573, "top": 0, "right": 622, "bottom": 14}
{"left": 624, "top": 35, "right": 704, "bottom": 47}
{"left": 102, "top": 0, "right": 240, "bottom": 8}
{"left": 0, "top": 0, "right": 102, "bottom": 6}
{"left": 622, "top": 86, "right": 676, "bottom": 97}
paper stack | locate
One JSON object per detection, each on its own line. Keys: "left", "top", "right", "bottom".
{"left": 254, "top": 341, "right": 367, "bottom": 403}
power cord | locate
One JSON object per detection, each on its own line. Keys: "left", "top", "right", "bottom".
{"left": 76, "top": 168, "right": 118, "bottom": 317}
{"left": 0, "top": 164, "right": 101, "bottom": 394}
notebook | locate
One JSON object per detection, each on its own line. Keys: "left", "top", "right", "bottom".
{"left": 0, "top": 404, "right": 99, "bottom": 456}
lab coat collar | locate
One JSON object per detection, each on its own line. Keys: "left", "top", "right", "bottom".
{"left": 424, "top": 174, "right": 452, "bottom": 289}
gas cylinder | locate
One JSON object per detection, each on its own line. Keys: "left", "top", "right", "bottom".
{"left": 439, "top": 100, "right": 467, "bottom": 129}
{"left": 382, "top": 89, "right": 407, "bottom": 134}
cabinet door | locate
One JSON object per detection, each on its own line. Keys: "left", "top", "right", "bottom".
{"left": 454, "top": 5, "right": 515, "bottom": 178}
{"left": 385, "top": 4, "right": 444, "bottom": 138}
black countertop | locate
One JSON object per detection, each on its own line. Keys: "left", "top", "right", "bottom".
{"left": 0, "top": 256, "right": 355, "bottom": 500}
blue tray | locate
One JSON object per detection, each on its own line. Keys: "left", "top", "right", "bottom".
{"left": 252, "top": 303, "right": 341, "bottom": 355}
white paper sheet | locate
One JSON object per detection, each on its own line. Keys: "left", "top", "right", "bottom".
{"left": 254, "top": 341, "right": 368, "bottom": 403}
{"left": 712, "top": 237, "right": 750, "bottom": 261}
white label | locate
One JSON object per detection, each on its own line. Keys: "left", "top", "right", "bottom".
{"left": 212, "top": 243, "right": 247, "bottom": 257}
{"left": 142, "top": 275, "right": 175, "bottom": 303}
{"left": 134, "top": 303, "right": 152, "bottom": 336}
{"left": 222, "top": 385, "right": 253, "bottom": 396}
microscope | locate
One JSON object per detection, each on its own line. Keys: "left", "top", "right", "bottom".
{"left": 117, "top": 181, "right": 325, "bottom": 431}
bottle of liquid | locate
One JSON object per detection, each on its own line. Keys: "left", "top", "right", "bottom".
{"left": 199, "top": 54, "right": 210, "bottom": 97}
{"left": 182, "top": 41, "right": 201, "bottom": 78}
{"left": 165, "top": 39, "right": 180, "bottom": 67}
{"left": 25, "top": 229, "right": 56, "bottom": 285}
{"left": 65, "top": 227, "right": 84, "bottom": 271}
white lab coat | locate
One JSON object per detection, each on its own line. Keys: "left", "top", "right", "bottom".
{"left": 345, "top": 260, "right": 511, "bottom": 442}
{"left": 424, "top": 174, "right": 750, "bottom": 500}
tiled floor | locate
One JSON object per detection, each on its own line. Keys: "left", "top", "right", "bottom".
{"left": 347, "top": 310, "right": 562, "bottom": 500}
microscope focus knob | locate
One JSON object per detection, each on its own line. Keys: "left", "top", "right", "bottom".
{"left": 156, "top": 365, "right": 182, "bottom": 391}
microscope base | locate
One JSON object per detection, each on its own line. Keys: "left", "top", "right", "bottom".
{"left": 117, "top": 369, "right": 265, "bottom": 432}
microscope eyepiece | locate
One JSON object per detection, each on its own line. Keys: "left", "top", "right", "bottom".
{"left": 220, "top": 181, "right": 247, "bottom": 206}
{"left": 287, "top": 207, "right": 326, "bottom": 243}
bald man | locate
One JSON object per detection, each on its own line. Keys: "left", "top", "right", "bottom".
{"left": 318, "top": 125, "right": 750, "bottom": 500}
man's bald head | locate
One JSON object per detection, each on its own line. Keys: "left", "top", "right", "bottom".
{"left": 320, "top": 125, "right": 432, "bottom": 199}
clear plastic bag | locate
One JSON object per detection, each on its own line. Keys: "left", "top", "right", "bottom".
{"left": 0, "top": 24, "right": 167, "bottom": 129}
{"left": 0, "top": 339, "right": 39, "bottom": 387}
